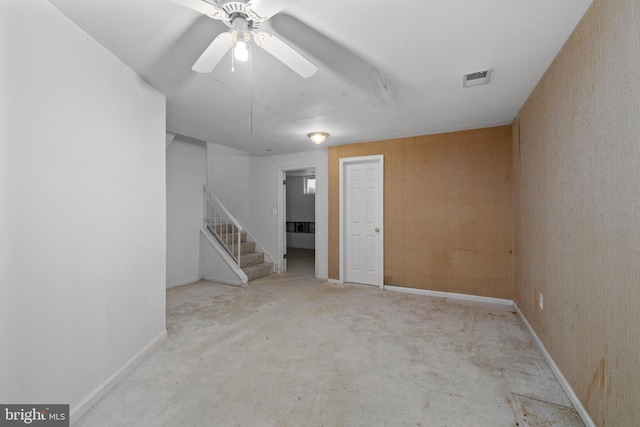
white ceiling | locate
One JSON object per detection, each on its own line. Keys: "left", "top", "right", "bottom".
{"left": 48, "top": 0, "right": 592, "bottom": 155}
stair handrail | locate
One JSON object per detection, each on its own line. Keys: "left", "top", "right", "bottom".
{"left": 206, "top": 192, "right": 243, "bottom": 266}
{"left": 204, "top": 190, "right": 277, "bottom": 273}
{"left": 207, "top": 192, "right": 243, "bottom": 233}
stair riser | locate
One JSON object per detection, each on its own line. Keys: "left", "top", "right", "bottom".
{"left": 207, "top": 225, "right": 247, "bottom": 245}
{"left": 216, "top": 232, "right": 247, "bottom": 244}
{"left": 209, "top": 223, "right": 240, "bottom": 234}
{"left": 239, "top": 252, "right": 264, "bottom": 268}
{"left": 243, "top": 262, "right": 274, "bottom": 282}
{"left": 224, "top": 242, "right": 256, "bottom": 256}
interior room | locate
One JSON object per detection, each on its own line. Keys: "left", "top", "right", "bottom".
{"left": 285, "top": 168, "right": 316, "bottom": 277}
{"left": 1, "top": 0, "right": 638, "bottom": 426}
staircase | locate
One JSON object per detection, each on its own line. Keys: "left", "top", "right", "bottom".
{"left": 204, "top": 191, "right": 275, "bottom": 283}
{"left": 207, "top": 223, "right": 273, "bottom": 282}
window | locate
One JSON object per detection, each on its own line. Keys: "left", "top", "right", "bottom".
{"left": 304, "top": 177, "right": 316, "bottom": 194}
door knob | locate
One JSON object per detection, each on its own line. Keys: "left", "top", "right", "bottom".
{"left": 375, "top": 227, "right": 380, "bottom": 233}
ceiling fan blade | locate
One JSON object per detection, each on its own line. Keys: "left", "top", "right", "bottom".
{"left": 253, "top": 31, "right": 317, "bottom": 78}
{"left": 247, "top": 0, "right": 300, "bottom": 19}
{"left": 192, "top": 32, "right": 233, "bottom": 73}
{"left": 170, "top": 0, "right": 226, "bottom": 20}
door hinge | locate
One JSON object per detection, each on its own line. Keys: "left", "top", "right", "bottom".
{"left": 283, "top": 180, "right": 287, "bottom": 185}
{"left": 283, "top": 254, "right": 287, "bottom": 259}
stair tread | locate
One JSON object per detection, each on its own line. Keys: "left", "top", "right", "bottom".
{"left": 213, "top": 231, "right": 247, "bottom": 244}
{"left": 242, "top": 262, "right": 273, "bottom": 282}
{"left": 242, "top": 262, "right": 273, "bottom": 271}
{"left": 224, "top": 241, "right": 256, "bottom": 256}
{"left": 206, "top": 224, "right": 271, "bottom": 282}
{"left": 239, "top": 252, "right": 264, "bottom": 268}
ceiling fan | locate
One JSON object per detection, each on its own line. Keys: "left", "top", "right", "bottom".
{"left": 172, "top": 0, "right": 318, "bottom": 78}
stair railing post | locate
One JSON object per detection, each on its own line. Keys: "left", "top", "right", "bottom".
{"left": 225, "top": 207, "right": 229, "bottom": 251}
{"left": 215, "top": 202, "right": 220, "bottom": 241}
{"left": 237, "top": 227, "right": 241, "bottom": 267}
{"left": 203, "top": 185, "right": 207, "bottom": 229}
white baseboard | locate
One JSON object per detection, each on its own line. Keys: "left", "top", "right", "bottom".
{"left": 384, "top": 286, "right": 594, "bottom": 426}
{"left": 70, "top": 330, "right": 167, "bottom": 425}
{"left": 166, "top": 277, "right": 200, "bottom": 289}
{"left": 514, "top": 304, "right": 595, "bottom": 427}
{"left": 201, "top": 276, "right": 245, "bottom": 287}
{"left": 327, "top": 279, "right": 341, "bottom": 284}
{"left": 383, "top": 285, "right": 514, "bottom": 306}
{"left": 315, "top": 274, "right": 328, "bottom": 280}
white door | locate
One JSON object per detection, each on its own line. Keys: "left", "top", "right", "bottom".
{"left": 342, "top": 156, "right": 383, "bottom": 287}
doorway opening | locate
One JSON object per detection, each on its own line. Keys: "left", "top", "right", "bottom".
{"left": 277, "top": 166, "right": 317, "bottom": 278}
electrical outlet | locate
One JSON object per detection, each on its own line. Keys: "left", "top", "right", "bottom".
{"left": 538, "top": 293, "right": 544, "bottom": 310}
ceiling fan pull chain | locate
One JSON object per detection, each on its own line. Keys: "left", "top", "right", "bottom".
{"left": 231, "top": 46, "right": 235, "bottom": 72}
{"left": 250, "top": 39, "right": 253, "bottom": 134}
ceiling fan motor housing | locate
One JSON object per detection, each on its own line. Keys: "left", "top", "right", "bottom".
{"left": 232, "top": 16, "right": 251, "bottom": 42}
{"left": 213, "top": 0, "right": 264, "bottom": 30}
{"left": 218, "top": 1, "right": 248, "bottom": 16}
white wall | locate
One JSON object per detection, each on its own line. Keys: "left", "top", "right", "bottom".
{"left": 206, "top": 146, "right": 328, "bottom": 278}
{"left": 167, "top": 140, "right": 206, "bottom": 288}
{"left": 286, "top": 175, "right": 316, "bottom": 249}
{"left": 206, "top": 142, "right": 252, "bottom": 226}
{"left": 250, "top": 151, "right": 328, "bottom": 278}
{"left": 0, "top": 0, "right": 166, "bottom": 421}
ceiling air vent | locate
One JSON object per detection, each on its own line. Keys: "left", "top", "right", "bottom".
{"left": 463, "top": 68, "right": 493, "bottom": 88}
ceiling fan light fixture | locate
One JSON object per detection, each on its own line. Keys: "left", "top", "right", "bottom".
{"left": 175, "top": 0, "right": 318, "bottom": 78}
{"left": 308, "top": 132, "right": 329, "bottom": 144}
{"left": 232, "top": 17, "right": 250, "bottom": 62}
{"left": 234, "top": 39, "right": 249, "bottom": 61}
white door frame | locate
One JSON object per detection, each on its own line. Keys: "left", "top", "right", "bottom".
{"left": 277, "top": 164, "right": 318, "bottom": 275}
{"left": 339, "top": 155, "right": 384, "bottom": 288}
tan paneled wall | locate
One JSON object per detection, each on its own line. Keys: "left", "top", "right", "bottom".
{"left": 329, "top": 126, "right": 513, "bottom": 299}
{"left": 514, "top": 0, "right": 640, "bottom": 425}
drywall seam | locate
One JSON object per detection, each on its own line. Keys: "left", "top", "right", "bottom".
{"left": 514, "top": 304, "right": 596, "bottom": 427}
{"left": 384, "top": 285, "right": 514, "bottom": 306}
{"left": 69, "top": 330, "right": 167, "bottom": 425}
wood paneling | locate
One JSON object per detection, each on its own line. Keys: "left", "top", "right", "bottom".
{"left": 514, "top": 0, "right": 640, "bottom": 425}
{"left": 329, "top": 126, "right": 513, "bottom": 299}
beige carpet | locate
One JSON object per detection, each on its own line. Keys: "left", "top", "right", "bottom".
{"left": 75, "top": 275, "right": 583, "bottom": 426}
{"left": 284, "top": 247, "right": 315, "bottom": 278}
